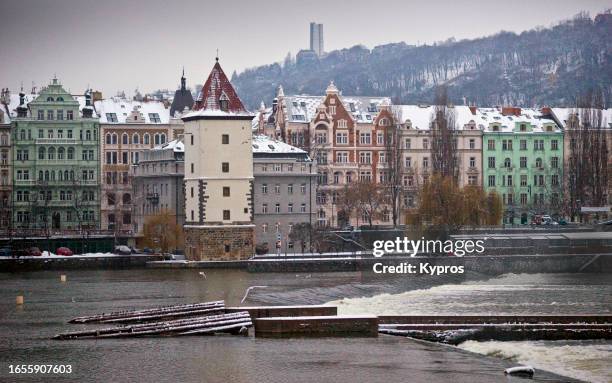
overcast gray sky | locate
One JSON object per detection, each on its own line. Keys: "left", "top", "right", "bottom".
{"left": 0, "top": 0, "right": 609, "bottom": 97}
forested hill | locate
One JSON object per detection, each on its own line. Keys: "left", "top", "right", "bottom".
{"left": 232, "top": 12, "right": 611, "bottom": 110}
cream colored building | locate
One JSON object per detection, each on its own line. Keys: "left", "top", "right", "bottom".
{"left": 183, "top": 60, "right": 254, "bottom": 261}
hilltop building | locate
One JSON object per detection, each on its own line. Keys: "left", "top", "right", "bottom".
{"left": 310, "top": 22, "right": 324, "bottom": 56}
{"left": 183, "top": 59, "right": 254, "bottom": 261}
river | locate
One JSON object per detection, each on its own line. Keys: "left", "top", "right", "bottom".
{"left": 0, "top": 269, "right": 609, "bottom": 382}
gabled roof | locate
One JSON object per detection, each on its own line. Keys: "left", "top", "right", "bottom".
{"left": 186, "top": 60, "right": 250, "bottom": 118}
{"left": 281, "top": 94, "right": 390, "bottom": 124}
{"left": 95, "top": 97, "right": 169, "bottom": 124}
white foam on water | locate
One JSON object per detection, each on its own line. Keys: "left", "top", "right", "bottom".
{"left": 458, "top": 340, "right": 612, "bottom": 383}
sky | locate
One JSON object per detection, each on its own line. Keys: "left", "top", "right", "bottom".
{"left": 0, "top": 0, "right": 609, "bottom": 98}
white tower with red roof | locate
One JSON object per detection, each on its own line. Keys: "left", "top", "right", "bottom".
{"left": 182, "top": 58, "right": 254, "bottom": 261}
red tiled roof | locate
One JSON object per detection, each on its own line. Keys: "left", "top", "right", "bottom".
{"left": 193, "top": 61, "right": 248, "bottom": 114}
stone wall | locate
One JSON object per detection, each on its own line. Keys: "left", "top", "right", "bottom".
{"left": 185, "top": 225, "right": 254, "bottom": 261}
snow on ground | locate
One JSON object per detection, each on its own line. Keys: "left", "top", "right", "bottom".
{"left": 15, "top": 252, "right": 156, "bottom": 259}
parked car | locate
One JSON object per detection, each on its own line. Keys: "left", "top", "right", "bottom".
{"left": 28, "top": 247, "right": 42, "bottom": 257}
{"left": 542, "top": 215, "right": 553, "bottom": 225}
{"left": 558, "top": 218, "right": 568, "bottom": 225}
{"left": 143, "top": 247, "right": 154, "bottom": 254}
{"left": 114, "top": 245, "right": 132, "bottom": 255}
{"left": 56, "top": 247, "right": 73, "bottom": 256}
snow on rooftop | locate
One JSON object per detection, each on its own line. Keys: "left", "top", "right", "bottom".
{"left": 551, "top": 107, "right": 612, "bottom": 129}
{"left": 94, "top": 97, "right": 169, "bottom": 124}
{"left": 283, "top": 94, "right": 390, "bottom": 124}
{"left": 154, "top": 138, "right": 184, "bottom": 153}
{"left": 252, "top": 134, "right": 306, "bottom": 154}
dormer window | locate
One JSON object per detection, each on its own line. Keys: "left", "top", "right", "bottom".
{"left": 520, "top": 124, "right": 527, "bottom": 132}
{"left": 47, "top": 97, "right": 54, "bottom": 102}
{"left": 219, "top": 93, "right": 230, "bottom": 112}
{"left": 492, "top": 125, "right": 499, "bottom": 132}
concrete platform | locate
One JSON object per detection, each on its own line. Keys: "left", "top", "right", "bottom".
{"left": 255, "top": 315, "right": 379, "bottom": 338}
{"left": 226, "top": 305, "right": 337, "bottom": 319}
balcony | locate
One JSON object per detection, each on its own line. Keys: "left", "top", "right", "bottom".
{"left": 35, "top": 138, "right": 78, "bottom": 145}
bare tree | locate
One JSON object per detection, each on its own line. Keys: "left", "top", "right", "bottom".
{"left": 565, "top": 89, "right": 609, "bottom": 220}
{"left": 354, "top": 181, "right": 385, "bottom": 228}
{"left": 430, "top": 86, "right": 459, "bottom": 180}
{"left": 383, "top": 109, "right": 404, "bottom": 227}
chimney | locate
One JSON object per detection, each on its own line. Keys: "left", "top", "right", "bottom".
{"left": 501, "top": 106, "right": 521, "bottom": 116}
{"left": 541, "top": 107, "right": 552, "bottom": 116}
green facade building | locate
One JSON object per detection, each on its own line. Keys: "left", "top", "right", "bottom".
{"left": 481, "top": 108, "right": 563, "bottom": 224}
{"left": 11, "top": 78, "right": 101, "bottom": 233}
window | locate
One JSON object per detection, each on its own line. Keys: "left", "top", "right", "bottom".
{"left": 502, "top": 140, "right": 513, "bottom": 150}
{"left": 422, "top": 139, "right": 429, "bottom": 149}
{"left": 67, "top": 110, "right": 73, "bottom": 120}
{"left": 122, "top": 134, "right": 128, "bottom": 145}
{"left": 57, "top": 110, "right": 64, "bottom": 120}
{"left": 507, "top": 175, "right": 513, "bottom": 186}
{"left": 551, "top": 157, "right": 559, "bottom": 168}
{"left": 274, "top": 164, "right": 282, "bottom": 172}
{"left": 552, "top": 175, "right": 559, "bottom": 186}
{"left": 222, "top": 134, "right": 229, "bottom": 144}
{"left": 262, "top": 224, "right": 268, "bottom": 233}
{"left": 535, "top": 158, "right": 543, "bottom": 168}
{"left": 469, "top": 157, "right": 476, "bottom": 168}
{"left": 405, "top": 138, "right": 411, "bottom": 149}
{"left": 288, "top": 203, "right": 294, "bottom": 213}
{"left": 488, "top": 175, "right": 496, "bottom": 187}
{"left": 336, "top": 152, "right": 348, "bottom": 163}
{"left": 488, "top": 157, "right": 495, "bottom": 169}
{"left": 106, "top": 113, "right": 118, "bottom": 123}
{"left": 274, "top": 184, "right": 281, "bottom": 194}
{"left": 521, "top": 193, "right": 528, "bottom": 205}
{"left": 519, "top": 140, "right": 527, "bottom": 150}
{"left": 191, "top": 163, "right": 194, "bottom": 173}
{"left": 337, "top": 119, "right": 347, "bottom": 129}
{"left": 37, "top": 110, "right": 44, "bottom": 120}
{"left": 551, "top": 140, "right": 558, "bottom": 150}
{"left": 377, "top": 132, "right": 384, "bottom": 145}
{"left": 487, "top": 140, "right": 495, "bottom": 150}
{"left": 468, "top": 175, "right": 478, "bottom": 185}
{"left": 288, "top": 184, "right": 293, "bottom": 194}
{"left": 300, "top": 203, "right": 306, "bottom": 213}
{"left": 222, "top": 162, "right": 229, "bottom": 173}
{"left": 148, "top": 113, "right": 161, "bottom": 123}
{"left": 422, "top": 157, "right": 429, "bottom": 168}
{"left": 469, "top": 139, "right": 475, "bottom": 149}
{"left": 359, "top": 132, "right": 371, "bottom": 145}
{"left": 301, "top": 184, "right": 306, "bottom": 194}
{"left": 122, "top": 152, "right": 128, "bottom": 164}
{"left": 359, "top": 152, "right": 371, "bottom": 164}
{"left": 223, "top": 210, "right": 230, "bottom": 220}
{"left": 262, "top": 204, "right": 268, "bottom": 214}
{"left": 223, "top": 186, "right": 230, "bottom": 197}
{"left": 336, "top": 132, "right": 348, "bottom": 144}
{"left": 405, "top": 156, "right": 412, "bottom": 168}
{"left": 275, "top": 203, "right": 280, "bottom": 213}
{"left": 316, "top": 151, "right": 327, "bottom": 165}
{"left": 47, "top": 110, "right": 54, "bottom": 120}
{"left": 534, "top": 139, "right": 544, "bottom": 150}
{"left": 520, "top": 157, "right": 527, "bottom": 168}
{"left": 520, "top": 175, "right": 527, "bottom": 186}
{"left": 144, "top": 134, "right": 150, "bottom": 145}
{"left": 315, "top": 132, "right": 327, "bottom": 145}
{"left": 504, "top": 158, "right": 511, "bottom": 168}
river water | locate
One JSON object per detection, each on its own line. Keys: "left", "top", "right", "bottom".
{"left": 0, "top": 269, "right": 609, "bottom": 382}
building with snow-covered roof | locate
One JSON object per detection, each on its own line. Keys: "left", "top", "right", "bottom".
{"left": 132, "top": 138, "right": 185, "bottom": 244}
{"left": 95, "top": 97, "right": 179, "bottom": 233}
{"left": 480, "top": 107, "right": 563, "bottom": 224}
{"left": 252, "top": 134, "right": 316, "bottom": 253}
{"left": 0, "top": 88, "right": 12, "bottom": 233}
{"left": 183, "top": 59, "right": 255, "bottom": 261}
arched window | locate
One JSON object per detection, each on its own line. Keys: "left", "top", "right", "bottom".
{"left": 160, "top": 134, "right": 166, "bottom": 144}
{"left": 44, "top": 171, "right": 49, "bottom": 181}
{"left": 535, "top": 158, "right": 543, "bottom": 168}
{"left": 38, "top": 171, "right": 43, "bottom": 180}
{"left": 107, "top": 193, "right": 116, "bottom": 205}
{"left": 122, "top": 193, "right": 131, "bottom": 204}
{"left": 64, "top": 170, "right": 69, "bottom": 180}
{"left": 58, "top": 147, "right": 65, "bottom": 160}
{"left": 50, "top": 170, "right": 55, "bottom": 181}
{"left": 144, "top": 134, "right": 150, "bottom": 145}
{"left": 132, "top": 133, "right": 140, "bottom": 144}
{"left": 48, "top": 147, "right": 55, "bottom": 160}
{"left": 38, "top": 147, "right": 46, "bottom": 160}
{"left": 106, "top": 133, "right": 111, "bottom": 144}
{"left": 111, "top": 133, "right": 118, "bottom": 144}
{"left": 58, "top": 171, "right": 63, "bottom": 181}
{"left": 67, "top": 147, "right": 74, "bottom": 159}
{"left": 20, "top": 130, "right": 26, "bottom": 140}
{"left": 56, "top": 97, "right": 64, "bottom": 102}
{"left": 46, "top": 97, "right": 54, "bottom": 102}
{"left": 379, "top": 118, "right": 389, "bottom": 126}
{"left": 122, "top": 133, "right": 128, "bottom": 145}
{"left": 69, "top": 170, "right": 74, "bottom": 180}
{"left": 504, "top": 158, "right": 511, "bottom": 168}
{"left": 154, "top": 134, "right": 160, "bottom": 145}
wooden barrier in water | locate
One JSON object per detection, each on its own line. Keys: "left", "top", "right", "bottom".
{"left": 378, "top": 314, "right": 612, "bottom": 325}
{"left": 54, "top": 311, "right": 252, "bottom": 340}
{"left": 69, "top": 301, "right": 225, "bottom": 324}
{"left": 254, "top": 315, "right": 378, "bottom": 338}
